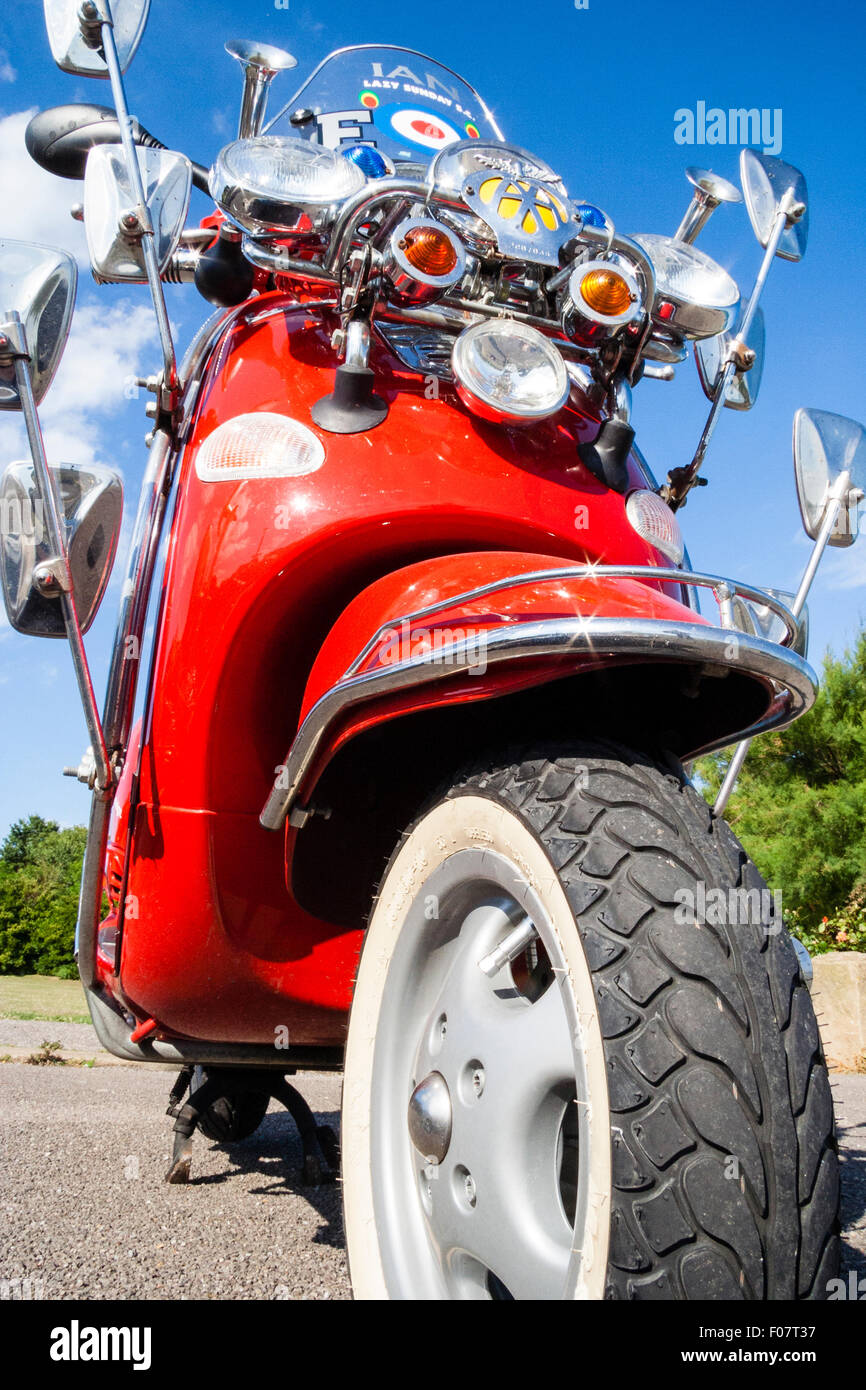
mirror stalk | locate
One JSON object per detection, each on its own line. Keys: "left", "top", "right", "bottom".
{"left": 713, "top": 467, "right": 853, "bottom": 816}
{"left": 81, "top": 0, "right": 178, "bottom": 404}
{"left": 667, "top": 192, "right": 804, "bottom": 510}
{"left": 0, "top": 312, "right": 112, "bottom": 792}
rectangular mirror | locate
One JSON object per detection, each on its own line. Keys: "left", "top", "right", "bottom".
{"left": 695, "top": 307, "right": 765, "bottom": 411}
{"left": 0, "top": 460, "right": 123, "bottom": 635}
{"left": 793, "top": 407, "right": 866, "bottom": 546}
{"left": 44, "top": 0, "right": 151, "bottom": 78}
{"left": 84, "top": 144, "right": 192, "bottom": 282}
{"left": 0, "top": 240, "right": 77, "bottom": 409}
{"left": 740, "top": 149, "right": 809, "bottom": 262}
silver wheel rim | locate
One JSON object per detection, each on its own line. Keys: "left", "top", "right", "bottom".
{"left": 370, "top": 845, "right": 595, "bottom": 1300}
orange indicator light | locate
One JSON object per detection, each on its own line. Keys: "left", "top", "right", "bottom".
{"left": 399, "top": 225, "right": 459, "bottom": 277}
{"left": 579, "top": 268, "right": 634, "bottom": 317}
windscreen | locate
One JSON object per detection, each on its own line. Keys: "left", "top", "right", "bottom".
{"left": 265, "top": 44, "right": 503, "bottom": 166}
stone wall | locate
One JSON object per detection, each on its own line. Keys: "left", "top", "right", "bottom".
{"left": 811, "top": 952, "right": 866, "bottom": 1072}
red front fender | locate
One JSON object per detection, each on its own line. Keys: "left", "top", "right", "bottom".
{"left": 260, "top": 550, "right": 814, "bottom": 829}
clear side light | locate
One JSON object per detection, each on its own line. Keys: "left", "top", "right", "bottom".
{"left": 625, "top": 489, "right": 684, "bottom": 564}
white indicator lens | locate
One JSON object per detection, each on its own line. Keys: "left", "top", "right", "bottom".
{"left": 625, "top": 489, "right": 684, "bottom": 564}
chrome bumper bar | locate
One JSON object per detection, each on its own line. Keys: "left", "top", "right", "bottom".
{"left": 260, "top": 609, "right": 817, "bottom": 830}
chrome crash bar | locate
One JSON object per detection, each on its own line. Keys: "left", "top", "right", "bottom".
{"left": 260, "top": 566, "right": 815, "bottom": 830}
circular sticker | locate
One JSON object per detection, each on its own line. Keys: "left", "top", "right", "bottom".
{"left": 465, "top": 122, "right": 480, "bottom": 139}
{"left": 385, "top": 103, "right": 463, "bottom": 152}
{"left": 359, "top": 90, "right": 379, "bottom": 109}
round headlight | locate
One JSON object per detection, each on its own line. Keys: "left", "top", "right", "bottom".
{"left": 209, "top": 138, "right": 367, "bottom": 236}
{"left": 451, "top": 321, "right": 569, "bottom": 425}
{"left": 630, "top": 232, "right": 739, "bottom": 339}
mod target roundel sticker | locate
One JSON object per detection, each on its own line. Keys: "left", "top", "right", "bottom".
{"left": 384, "top": 103, "right": 462, "bottom": 152}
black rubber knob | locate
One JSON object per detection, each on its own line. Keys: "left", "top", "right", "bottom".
{"left": 194, "top": 228, "right": 255, "bottom": 307}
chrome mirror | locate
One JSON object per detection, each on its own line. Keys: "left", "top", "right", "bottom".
{"left": 695, "top": 307, "right": 765, "bottom": 411}
{"left": 731, "top": 586, "right": 808, "bottom": 657}
{"left": 84, "top": 144, "right": 192, "bottom": 282}
{"left": 668, "top": 152, "right": 809, "bottom": 508}
{"left": 0, "top": 240, "right": 77, "bottom": 410}
{"left": 740, "top": 150, "right": 809, "bottom": 261}
{"left": 793, "top": 408, "right": 866, "bottom": 546}
{"left": 0, "top": 460, "right": 123, "bottom": 636}
{"left": 44, "top": 0, "right": 151, "bottom": 78}
{"left": 715, "top": 411, "right": 859, "bottom": 818}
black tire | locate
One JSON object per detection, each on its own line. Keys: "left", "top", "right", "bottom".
{"left": 345, "top": 738, "right": 840, "bottom": 1299}
{"left": 191, "top": 1066, "right": 271, "bottom": 1144}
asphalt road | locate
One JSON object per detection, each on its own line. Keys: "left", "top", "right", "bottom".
{"left": 0, "top": 1025, "right": 863, "bottom": 1301}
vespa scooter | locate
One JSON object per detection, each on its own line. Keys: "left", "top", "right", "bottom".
{"left": 3, "top": 0, "right": 863, "bottom": 1300}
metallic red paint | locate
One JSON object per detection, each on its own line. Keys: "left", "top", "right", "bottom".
{"left": 106, "top": 294, "right": 718, "bottom": 1044}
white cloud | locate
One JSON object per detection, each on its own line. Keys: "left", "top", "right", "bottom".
{"left": 0, "top": 51, "right": 15, "bottom": 84}
{"left": 0, "top": 298, "right": 158, "bottom": 469}
{"left": 41, "top": 302, "right": 159, "bottom": 419}
{"left": 0, "top": 109, "right": 88, "bottom": 263}
{"left": 823, "top": 543, "right": 866, "bottom": 592}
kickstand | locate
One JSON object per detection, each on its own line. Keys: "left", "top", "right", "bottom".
{"left": 163, "top": 1068, "right": 339, "bottom": 1187}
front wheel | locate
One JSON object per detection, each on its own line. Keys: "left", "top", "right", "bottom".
{"left": 341, "top": 741, "right": 839, "bottom": 1300}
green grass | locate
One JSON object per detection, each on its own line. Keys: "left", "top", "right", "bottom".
{"left": 0, "top": 974, "right": 89, "bottom": 1023}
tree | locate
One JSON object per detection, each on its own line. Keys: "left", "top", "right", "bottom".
{"left": 0, "top": 815, "right": 86, "bottom": 976}
{"left": 696, "top": 629, "right": 866, "bottom": 949}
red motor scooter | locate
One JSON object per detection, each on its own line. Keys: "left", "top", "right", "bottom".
{"left": 4, "top": 2, "right": 864, "bottom": 1300}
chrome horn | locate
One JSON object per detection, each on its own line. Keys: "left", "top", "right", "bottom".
{"left": 225, "top": 39, "right": 297, "bottom": 139}
{"left": 674, "top": 166, "right": 742, "bottom": 245}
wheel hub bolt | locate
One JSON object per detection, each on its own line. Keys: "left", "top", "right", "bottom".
{"left": 471, "top": 1067, "right": 485, "bottom": 1097}
{"left": 408, "top": 1071, "right": 452, "bottom": 1164}
{"left": 464, "top": 1172, "right": 476, "bottom": 1205}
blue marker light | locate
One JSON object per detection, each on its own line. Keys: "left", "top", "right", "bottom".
{"left": 342, "top": 144, "right": 390, "bottom": 179}
{"left": 574, "top": 203, "right": 607, "bottom": 228}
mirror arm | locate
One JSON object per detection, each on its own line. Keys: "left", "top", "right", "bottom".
{"left": 84, "top": 0, "right": 178, "bottom": 406}
{"left": 713, "top": 467, "right": 852, "bottom": 816}
{"left": 666, "top": 201, "right": 792, "bottom": 511}
{"left": 0, "top": 313, "right": 113, "bottom": 793}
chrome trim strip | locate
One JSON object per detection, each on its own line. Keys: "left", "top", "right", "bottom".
{"left": 260, "top": 616, "right": 817, "bottom": 830}
{"left": 343, "top": 565, "right": 800, "bottom": 678}
{"left": 86, "top": 987, "right": 343, "bottom": 1070}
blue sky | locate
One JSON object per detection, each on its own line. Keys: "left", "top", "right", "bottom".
{"left": 0, "top": 0, "right": 864, "bottom": 838}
